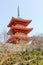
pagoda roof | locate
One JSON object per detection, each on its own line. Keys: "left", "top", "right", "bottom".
{"left": 7, "top": 17, "right": 32, "bottom": 27}
{"left": 6, "top": 36, "right": 32, "bottom": 43}
{"left": 7, "top": 36, "right": 20, "bottom": 43}
{"left": 7, "top": 25, "right": 33, "bottom": 35}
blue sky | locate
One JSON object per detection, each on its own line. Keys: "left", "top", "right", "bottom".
{"left": 0, "top": 0, "right": 43, "bottom": 36}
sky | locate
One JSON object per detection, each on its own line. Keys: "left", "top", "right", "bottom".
{"left": 0, "top": 0, "right": 43, "bottom": 36}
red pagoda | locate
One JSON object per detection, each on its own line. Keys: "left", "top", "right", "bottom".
{"left": 7, "top": 7, "right": 33, "bottom": 44}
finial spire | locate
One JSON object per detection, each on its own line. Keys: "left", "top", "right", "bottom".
{"left": 18, "top": 6, "right": 20, "bottom": 18}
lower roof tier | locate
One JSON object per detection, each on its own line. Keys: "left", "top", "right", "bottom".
{"left": 7, "top": 26, "right": 33, "bottom": 35}
{"left": 6, "top": 35, "right": 32, "bottom": 44}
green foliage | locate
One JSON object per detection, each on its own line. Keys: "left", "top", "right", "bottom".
{"left": 0, "top": 48, "right": 43, "bottom": 65}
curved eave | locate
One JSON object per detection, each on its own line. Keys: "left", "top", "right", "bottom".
{"left": 7, "top": 26, "right": 33, "bottom": 35}
{"left": 6, "top": 36, "right": 32, "bottom": 43}
{"left": 7, "top": 17, "right": 32, "bottom": 27}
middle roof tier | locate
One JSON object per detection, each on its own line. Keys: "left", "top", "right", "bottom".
{"left": 7, "top": 25, "right": 33, "bottom": 35}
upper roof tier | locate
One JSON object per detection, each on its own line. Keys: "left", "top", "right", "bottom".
{"left": 7, "top": 17, "right": 32, "bottom": 27}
